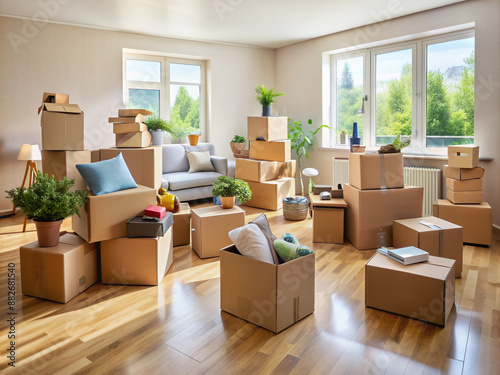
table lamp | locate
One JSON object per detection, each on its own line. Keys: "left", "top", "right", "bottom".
{"left": 302, "top": 167, "right": 319, "bottom": 198}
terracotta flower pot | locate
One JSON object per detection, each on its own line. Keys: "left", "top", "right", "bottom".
{"left": 220, "top": 196, "right": 235, "bottom": 209}
{"left": 188, "top": 134, "right": 199, "bottom": 146}
{"left": 230, "top": 142, "right": 245, "bottom": 154}
{"left": 34, "top": 220, "right": 63, "bottom": 247}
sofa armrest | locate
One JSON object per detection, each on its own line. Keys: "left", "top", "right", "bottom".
{"left": 211, "top": 156, "right": 228, "bottom": 176}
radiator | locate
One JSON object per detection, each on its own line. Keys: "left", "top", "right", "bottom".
{"left": 332, "top": 158, "right": 441, "bottom": 216}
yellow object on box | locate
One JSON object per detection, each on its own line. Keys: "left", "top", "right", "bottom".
{"left": 157, "top": 190, "right": 180, "bottom": 212}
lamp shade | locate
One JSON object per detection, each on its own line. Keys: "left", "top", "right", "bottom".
{"left": 302, "top": 168, "right": 319, "bottom": 177}
{"left": 17, "top": 144, "right": 42, "bottom": 161}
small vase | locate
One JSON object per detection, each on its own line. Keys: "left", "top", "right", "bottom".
{"left": 220, "top": 196, "right": 235, "bottom": 209}
{"left": 262, "top": 105, "right": 272, "bottom": 117}
{"left": 34, "top": 220, "right": 63, "bottom": 247}
{"left": 230, "top": 142, "right": 245, "bottom": 154}
{"left": 188, "top": 134, "right": 199, "bottom": 146}
{"left": 150, "top": 131, "right": 165, "bottom": 146}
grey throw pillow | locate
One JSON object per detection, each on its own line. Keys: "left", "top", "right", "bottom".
{"left": 186, "top": 151, "right": 215, "bottom": 173}
{"left": 249, "top": 213, "right": 280, "bottom": 265}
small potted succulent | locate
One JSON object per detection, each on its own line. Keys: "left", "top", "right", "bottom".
{"left": 6, "top": 173, "right": 87, "bottom": 246}
{"left": 144, "top": 116, "right": 172, "bottom": 146}
{"left": 212, "top": 175, "right": 252, "bottom": 209}
{"left": 230, "top": 135, "right": 246, "bottom": 155}
{"left": 255, "top": 84, "right": 284, "bottom": 116}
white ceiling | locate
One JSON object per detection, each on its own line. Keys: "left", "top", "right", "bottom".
{"left": 0, "top": 0, "right": 466, "bottom": 48}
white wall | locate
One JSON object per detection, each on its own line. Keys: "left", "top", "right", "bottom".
{"left": 276, "top": 0, "right": 500, "bottom": 228}
{"left": 0, "top": 17, "right": 275, "bottom": 212}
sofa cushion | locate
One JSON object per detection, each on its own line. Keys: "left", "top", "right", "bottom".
{"left": 186, "top": 151, "right": 215, "bottom": 173}
{"left": 165, "top": 171, "right": 222, "bottom": 190}
{"left": 162, "top": 144, "right": 189, "bottom": 174}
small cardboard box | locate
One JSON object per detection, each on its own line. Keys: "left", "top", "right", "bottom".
{"left": 249, "top": 140, "right": 291, "bottom": 162}
{"left": 448, "top": 145, "right": 479, "bottom": 168}
{"left": 445, "top": 177, "right": 482, "bottom": 192}
{"left": 101, "top": 228, "right": 173, "bottom": 285}
{"left": 393, "top": 216, "right": 463, "bottom": 277}
{"left": 109, "top": 114, "right": 146, "bottom": 123}
{"left": 191, "top": 205, "right": 245, "bottom": 259}
{"left": 313, "top": 185, "right": 333, "bottom": 195}
{"left": 235, "top": 158, "right": 296, "bottom": 182}
{"left": 40, "top": 103, "right": 84, "bottom": 151}
{"left": 220, "top": 244, "right": 315, "bottom": 333}
{"left": 247, "top": 116, "right": 288, "bottom": 141}
{"left": 100, "top": 146, "right": 162, "bottom": 190}
{"left": 90, "top": 150, "right": 100, "bottom": 163}
{"left": 38, "top": 92, "right": 70, "bottom": 107}
{"left": 127, "top": 213, "right": 174, "bottom": 238}
{"left": 433, "top": 199, "right": 492, "bottom": 246}
{"left": 443, "top": 165, "right": 484, "bottom": 181}
{"left": 446, "top": 189, "right": 483, "bottom": 204}
{"left": 118, "top": 109, "right": 153, "bottom": 117}
{"left": 365, "top": 252, "right": 455, "bottom": 327}
{"left": 244, "top": 178, "right": 295, "bottom": 211}
{"left": 113, "top": 123, "right": 148, "bottom": 134}
{"left": 173, "top": 203, "right": 191, "bottom": 247}
{"left": 72, "top": 184, "right": 157, "bottom": 243}
{"left": 344, "top": 184, "right": 423, "bottom": 250}
{"left": 348, "top": 153, "right": 404, "bottom": 190}
{"left": 41, "top": 150, "right": 91, "bottom": 191}
{"left": 310, "top": 195, "right": 347, "bottom": 244}
{"left": 116, "top": 131, "right": 152, "bottom": 148}
{"left": 20, "top": 233, "right": 98, "bottom": 303}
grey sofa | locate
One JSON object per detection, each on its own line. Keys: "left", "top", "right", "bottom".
{"left": 161, "top": 143, "right": 228, "bottom": 201}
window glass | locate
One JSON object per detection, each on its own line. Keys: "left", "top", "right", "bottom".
{"left": 170, "top": 63, "right": 201, "bottom": 84}
{"left": 126, "top": 60, "right": 161, "bottom": 82}
{"left": 170, "top": 85, "right": 200, "bottom": 132}
{"left": 128, "top": 89, "right": 160, "bottom": 117}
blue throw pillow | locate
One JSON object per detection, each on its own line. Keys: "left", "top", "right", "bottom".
{"left": 76, "top": 153, "right": 137, "bottom": 195}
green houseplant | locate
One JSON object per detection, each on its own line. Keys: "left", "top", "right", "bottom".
{"left": 144, "top": 116, "right": 172, "bottom": 146}
{"left": 6, "top": 172, "right": 87, "bottom": 246}
{"left": 230, "top": 135, "right": 246, "bottom": 155}
{"left": 212, "top": 175, "right": 252, "bottom": 209}
{"left": 255, "top": 84, "right": 284, "bottom": 116}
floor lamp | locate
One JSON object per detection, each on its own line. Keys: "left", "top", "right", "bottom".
{"left": 14, "top": 144, "right": 42, "bottom": 232}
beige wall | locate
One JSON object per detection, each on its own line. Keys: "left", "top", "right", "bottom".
{"left": 0, "top": 16, "right": 275, "bottom": 212}
{"left": 276, "top": 0, "right": 500, "bottom": 228}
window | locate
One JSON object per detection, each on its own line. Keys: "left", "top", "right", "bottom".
{"left": 124, "top": 53, "right": 206, "bottom": 139}
{"left": 329, "top": 30, "right": 474, "bottom": 151}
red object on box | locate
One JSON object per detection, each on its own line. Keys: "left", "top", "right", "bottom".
{"left": 144, "top": 205, "right": 166, "bottom": 219}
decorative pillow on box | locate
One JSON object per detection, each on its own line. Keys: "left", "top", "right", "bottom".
{"left": 186, "top": 151, "right": 215, "bottom": 173}
{"left": 274, "top": 233, "right": 313, "bottom": 263}
{"left": 249, "top": 213, "right": 279, "bottom": 265}
{"left": 228, "top": 224, "right": 275, "bottom": 264}
{"left": 76, "top": 153, "right": 137, "bottom": 195}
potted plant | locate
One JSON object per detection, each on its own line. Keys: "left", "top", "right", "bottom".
{"left": 6, "top": 172, "right": 87, "bottom": 246}
{"left": 255, "top": 84, "right": 284, "bottom": 116}
{"left": 212, "top": 175, "right": 252, "bottom": 209}
{"left": 188, "top": 129, "right": 201, "bottom": 146}
{"left": 230, "top": 135, "right": 246, "bottom": 154}
{"left": 144, "top": 116, "right": 172, "bottom": 146}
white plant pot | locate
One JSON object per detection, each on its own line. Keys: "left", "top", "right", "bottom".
{"left": 150, "top": 131, "right": 165, "bottom": 146}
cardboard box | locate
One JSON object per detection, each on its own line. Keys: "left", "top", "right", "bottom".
{"left": 313, "top": 185, "right": 333, "bottom": 195}
{"left": 99, "top": 146, "right": 162, "bottom": 190}
{"left": 101, "top": 228, "right": 173, "bottom": 285}
{"left": 41, "top": 150, "right": 91, "bottom": 191}
{"left": 118, "top": 109, "right": 153, "bottom": 117}
{"left": 393, "top": 216, "right": 463, "bottom": 277}
{"left": 72, "top": 184, "right": 157, "bottom": 243}
{"left": 448, "top": 145, "right": 479, "bottom": 168}
{"left": 127, "top": 213, "right": 173, "bottom": 238}
{"left": 247, "top": 116, "right": 288, "bottom": 141}
{"left": 90, "top": 150, "right": 100, "bottom": 163}
{"left": 244, "top": 178, "right": 295, "bottom": 211}
{"left": 235, "top": 159, "right": 296, "bottom": 182}
{"left": 344, "top": 184, "right": 423, "bottom": 250}
{"left": 310, "top": 195, "right": 347, "bottom": 244}
{"left": 191, "top": 205, "right": 246, "bottom": 258}
{"left": 109, "top": 114, "right": 146, "bottom": 123}
{"left": 113, "top": 123, "right": 148, "bottom": 134}
{"left": 116, "top": 131, "right": 152, "bottom": 148}
{"left": 249, "top": 140, "right": 291, "bottom": 162}
{"left": 433, "top": 199, "right": 492, "bottom": 246}
{"left": 40, "top": 103, "right": 84, "bottom": 151}
{"left": 445, "top": 177, "right": 482, "bottom": 191}
{"left": 20, "top": 233, "right": 98, "bottom": 303}
{"left": 365, "top": 252, "right": 455, "bottom": 327}
{"left": 348, "top": 153, "right": 404, "bottom": 190}
{"left": 446, "top": 189, "right": 483, "bottom": 204}
{"left": 443, "top": 165, "right": 484, "bottom": 181}
{"left": 220, "top": 244, "right": 315, "bottom": 333}
{"left": 37, "top": 92, "right": 69, "bottom": 111}
{"left": 173, "top": 203, "right": 191, "bottom": 247}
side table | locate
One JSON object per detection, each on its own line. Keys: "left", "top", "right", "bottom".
{"left": 310, "top": 194, "right": 347, "bottom": 244}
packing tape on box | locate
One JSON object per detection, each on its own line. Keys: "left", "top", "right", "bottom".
{"left": 379, "top": 153, "right": 387, "bottom": 193}
{"left": 419, "top": 220, "right": 444, "bottom": 257}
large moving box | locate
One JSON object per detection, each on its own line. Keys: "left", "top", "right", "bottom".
{"left": 173, "top": 203, "right": 191, "bottom": 247}
{"left": 244, "top": 178, "right": 295, "bottom": 211}
{"left": 348, "top": 153, "right": 404, "bottom": 190}
{"left": 344, "top": 184, "right": 423, "bottom": 250}
{"left": 365, "top": 253, "right": 455, "bottom": 327}
{"left": 39, "top": 103, "right": 84, "bottom": 151}
{"left": 20, "top": 233, "right": 98, "bottom": 303}
{"left": 249, "top": 140, "right": 291, "bottom": 162}
{"left": 101, "top": 228, "right": 173, "bottom": 285}
{"left": 433, "top": 199, "right": 492, "bottom": 246}
{"left": 72, "top": 185, "right": 156, "bottom": 243}
{"left": 247, "top": 116, "right": 288, "bottom": 141}
{"left": 41, "top": 150, "right": 91, "bottom": 191}
{"left": 235, "top": 159, "right": 296, "bottom": 182}
{"left": 447, "top": 145, "right": 479, "bottom": 168}
{"left": 100, "top": 146, "right": 162, "bottom": 190}
{"left": 220, "top": 245, "right": 315, "bottom": 333}
{"left": 393, "top": 216, "right": 463, "bottom": 277}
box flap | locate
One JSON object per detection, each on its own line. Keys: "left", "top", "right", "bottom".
{"left": 368, "top": 252, "right": 453, "bottom": 279}
{"left": 394, "top": 216, "right": 461, "bottom": 232}
{"left": 38, "top": 92, "right": 70, "bottom": 114}
{"left": 41, "top": 103, "right": 82, "bottom": 114}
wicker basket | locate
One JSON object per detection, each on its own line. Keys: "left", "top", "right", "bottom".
{"left": 283, "top": 196, "right": 309, "bottom": 221}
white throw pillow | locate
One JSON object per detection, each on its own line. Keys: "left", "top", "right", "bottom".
{"left": 186, "top": 150, "right": 215, "bottom": 173}
{"left": 228, "top": 224, "right": 275, "bottom": 264}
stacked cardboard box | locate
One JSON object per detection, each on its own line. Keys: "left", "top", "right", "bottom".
{"left": 344, "top": 152, "right": 424, "bottom": 250}
{"left": 433, "top": 145, "right": 492, "bottom": 246}
{"left": 109, "top": 109, "right": 153, "bottom": 148}
{"left": 239, "top": 116, "right": 296, "bottom": 210}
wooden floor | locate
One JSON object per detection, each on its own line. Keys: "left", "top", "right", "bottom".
{"left": 0, "top": 204, "right": 498, "bottom": 375}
